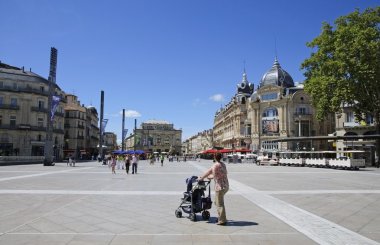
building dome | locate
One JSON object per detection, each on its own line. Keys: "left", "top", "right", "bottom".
{"left": 259, "top": 58, "right": 294, "bottom": 88}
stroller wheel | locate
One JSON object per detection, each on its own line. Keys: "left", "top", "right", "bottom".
{"left": 175, "top": 209, "right": 182, "bottom": 218}
{"left": 189, "top": 213, "right": 196, "bottom": 221}
{"left": 202, "top": 210, "right": 210, "bottom": 220}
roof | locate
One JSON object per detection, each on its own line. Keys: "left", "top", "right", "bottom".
{"left": 259, "top": 58, "right": 294, "bottom": 88}
{"left": 0, "top": 62, "right": 46, "bottom": 80}
{"left": 144, "top": 119, "right": 171, "bottom": 124}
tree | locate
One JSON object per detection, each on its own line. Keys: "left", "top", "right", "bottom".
{"left": 301, "top": 7, "right": 380, "bottom": 167}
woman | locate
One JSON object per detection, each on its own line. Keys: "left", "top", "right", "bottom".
{"left": 199, "top": 152, "right": 229, "bottom": 225}
{"left": 111, "top": 155, "right": 116, "bottom": 174}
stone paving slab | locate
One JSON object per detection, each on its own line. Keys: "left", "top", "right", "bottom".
{"left": 0, "top": 160, "right": 379, "bottom": 244}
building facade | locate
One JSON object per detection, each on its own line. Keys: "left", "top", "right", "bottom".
{"left": 213, "top": 71, "right": 253, "bottom": 150}
{"left": 213, "top": 59, "right": 334, "bottom": 155}
{"left": 0, "top": 62, "right": 66, "bottom": 159}
{"left": 125, "top": 120, "right": 182, "bottom": 155}
{"left": 183, "top": 129, "right": 213, "bottom": 154}
{"left": 104, "top": 132, "right": 117, "bottom": 151}
{"left": 86, "top": 106, "right": 100, "bottom": 158}
{"left": 64, "top": 94, "right": 86, "bottom": 159}
{"left": 334, "top": 104, "right": 377, "bottom": 166}
{"left": 64, "top": 94, "right": 100, "bottom": 160}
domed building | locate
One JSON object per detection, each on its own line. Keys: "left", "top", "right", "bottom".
{"left": 247, "top": 58, "right": 334, "bottom": 154}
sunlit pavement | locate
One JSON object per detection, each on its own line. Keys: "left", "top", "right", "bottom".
{"left": 0, "top": 159, "right": 379, "bottom": 244}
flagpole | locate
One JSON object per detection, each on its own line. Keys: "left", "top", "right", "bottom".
{"left": 122, "top": 109, "right": 125, "bottom": 151}
{"left": 99, "top": 90, "right": 104, "bottom": 162}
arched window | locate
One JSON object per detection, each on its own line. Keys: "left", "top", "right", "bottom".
{"left": 262, "top": 107, "right": 278, "bottom": 118}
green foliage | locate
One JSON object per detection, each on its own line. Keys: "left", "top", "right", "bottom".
{"left": 301, "top": 7, "right": 380, "bottom": 123}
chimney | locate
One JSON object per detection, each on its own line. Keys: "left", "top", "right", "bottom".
{"left": 48, "top": 47, "right": 58, "bottom": 83}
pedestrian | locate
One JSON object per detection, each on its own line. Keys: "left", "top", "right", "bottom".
{"left": 132, "top": 154, "right": 138, "bottom": 174}
{"left": 68, "top": 155, "right": 74, "bottom": 167}
{"left": 111, "top": 155, "right": 116, "bottom": 174}
{"left": 160, "top": 154, "right": 164, "bottom": 166}
{"left": 150, "top": 154, "right": 154, "bottom": 165}
{"left": 125, "top": 155, "right": 131, "bottom": 174}
{"left": 198, "top": 152, "right": 229, "bottom": 225}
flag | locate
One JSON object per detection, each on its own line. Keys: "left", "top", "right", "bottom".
{"left": 101, "top": 119, "right": 108, "bottom": 133}
{"left": 123, "top": 129, "right": 128, "bottom": 140}
{"left": 50, "top": 95, "right": 60, "bottom": 121}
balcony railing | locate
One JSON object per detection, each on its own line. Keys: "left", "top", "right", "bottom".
{"left": 0, "top": 104, "right": 20, "bottom": 110}
{"left": 31, "top": 106, "right": 48, "bottom": 113}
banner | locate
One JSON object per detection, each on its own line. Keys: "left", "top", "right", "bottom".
{"left": 101, "top": 119, "right": 108, "bottom": 133}
{"left": 50, "top": 95, "right": 60, "bottom": 121}
{"left": 262, "top": 119, "right": 279, "bottom": 134}
{"left": 123, "top": 129, "right": 128, "bottom": 140}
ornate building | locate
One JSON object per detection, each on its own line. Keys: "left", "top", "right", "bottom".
{"left": 0, "top": 61, "right": 66, "bottom": 159}
{"left": 125, "top": 120, "right": 182, "bottom": 155}
{"left": 213, "top": 70, "right": 254, "bottom": 150}
{"left": 213, "top": 58, "right": 334, "bottom": 154}
{"left": 248, "top": 59, "right": 333, "bottom": 153}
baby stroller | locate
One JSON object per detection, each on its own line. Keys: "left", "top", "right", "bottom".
{"left": 175, "top": 176, "right": 212, "bottom": 221}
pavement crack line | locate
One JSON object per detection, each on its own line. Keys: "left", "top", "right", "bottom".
{"left": 191, "top": 162, "right": 378, "bottom": 245}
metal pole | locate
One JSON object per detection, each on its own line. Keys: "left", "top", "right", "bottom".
{"left": 134, "top": 119, "right": 137, "bottom": 151}
{"left": 44, "top": 47, "right": 57, "bottom": 166}
{"left": 99, "top": 90, "right": 104, "bottom": 160}
{"left": 122, "top": 109, "right": 125, "bottom": 151}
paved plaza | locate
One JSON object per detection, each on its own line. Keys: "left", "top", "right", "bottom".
{"left": 0, "top": 159, "right": 379, "bottom": 245}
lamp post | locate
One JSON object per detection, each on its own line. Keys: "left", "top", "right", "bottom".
{"left": 44, "top": 47, "right": 57, "bottom": 166}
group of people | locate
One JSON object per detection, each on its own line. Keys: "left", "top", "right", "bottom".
{"left": 106, "top": 154, "right": 139, "bottom": 174}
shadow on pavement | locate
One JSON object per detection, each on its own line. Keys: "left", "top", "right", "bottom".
{"left": 226, "top": 220, "right": 259, "bottom": 226}
{"left": 207, "top": 217, "right": 258, "bottom": 226}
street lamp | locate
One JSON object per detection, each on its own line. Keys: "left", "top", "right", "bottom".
{"left": 44, "top": 47, "right": 57, "bottom": 166}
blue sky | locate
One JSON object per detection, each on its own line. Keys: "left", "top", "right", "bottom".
{"left": 1, "top": 0, "right": 378, "bottom": 142}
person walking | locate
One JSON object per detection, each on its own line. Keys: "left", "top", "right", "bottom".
{"left": 111, "top": 155, "right": 116, "bottom": 174}
{"left": 132, "top": 154, "right": 138, "bottom": 174}
{"left": 125, "top": 154, "right": 131, "bottom": 174}
{"left": 198, "top": 152, "right": 229, "bottom": 225}
{"left": 150, "top": 154, "right": 154, "bottom": 165}
{"left": 160, "top": 154, "right": 164, "bottom": 166}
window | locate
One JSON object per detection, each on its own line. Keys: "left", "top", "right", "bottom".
{"left": 38, "top": 134, "right": 42, "bottom": 141}
{"left": 38, "top": 100, "right": 44, "bottom": 109}
{"left": 261, "top": 92, "right": 278, "bottom": 101}
{"left": 37, "top": 118, "right": 44, "bottom": 128}
{"left": 0, "top": 115, "right": 2, "bottom": 126}
{"left": 10, "top": 115, "right": 16, "bottom": 127}
{"left": 10, "top": 98, "right": 17, "bottom": 106}
{"left": 0, "top": 97, "right": 3, "bottom": 105}
{"left": 262, "top": 107, "right": 278, "bottom": 117}
{"left": 40, "top": 86, "right": 44, "bottom": 92}
{"left": 346, "top": 111, "right": 354, "bottom": 122}
{"left": 296, "top": 107, "right": 307, "bottom": 115}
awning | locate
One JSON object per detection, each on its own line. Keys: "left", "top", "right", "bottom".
{"left": 201, "top": 149, "right": 218, "bottom": 154}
